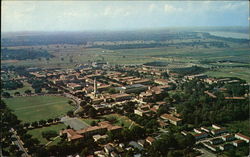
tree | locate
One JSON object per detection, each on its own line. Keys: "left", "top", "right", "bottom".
{"left": 68, "top": 100, "right": 73, "bottom": 105}
{"left": 24, "top": 122, "right": 30, "bottom": 128}
{"left": 88, "top": 108, "right": 97, "bottom": 118}
{"left": 47, "top": 118, "right": 54, "bottom": 123}
{"left": 31, "top": 121, "right": 39, "bottom": 128}
{"left": 67, "top": 111, "right": 74, "bottom": 117}
{"left": 39, "top": 120, "right": 47, "bottom": 126}
{"left": 2, "top": 92, "right": 11, "bottom": 98}
{"left": 35, "top": 88, "right": 42, "bottom": 93}
{"left": 14, "top": 92, "right": 20, "bottom": 96}
{"left": 90, "top": 121, "right": 97, "bottom": 126}
{"left": 185, "top": 134, "right": 195, "bottom": 147}
{"left": 25, "top": 89, "right": 32, "bottom": 94}
{"left": 42, "top": 130, "right": 57, "bottom": 140}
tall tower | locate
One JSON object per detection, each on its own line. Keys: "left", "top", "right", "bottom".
{"left": 94, "top": 77, "right": 97, "bottom": 97}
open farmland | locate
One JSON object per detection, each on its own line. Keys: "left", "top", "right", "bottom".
{"left": 4, "top": 96, "right": 74, "bottom": 123}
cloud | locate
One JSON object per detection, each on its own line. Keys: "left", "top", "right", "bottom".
{"left": 1, "top": 1, "right": 249, "bottom": 32}
{"left": 164, "top": 4, "right": 183, "bottom": 13}
{"left": 102, "top": 6, "right": 135, "bottom": 17}
{"left": 148, "top": 4, "right": 157, "bottom": 12}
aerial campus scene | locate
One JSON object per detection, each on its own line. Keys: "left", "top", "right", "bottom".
{"left": 1, "top": 1, "right": 250, "bottom": 157}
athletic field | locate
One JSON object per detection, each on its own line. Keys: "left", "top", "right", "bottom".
{"left": 4, "top": 96, "right": 74, "bottom": 123}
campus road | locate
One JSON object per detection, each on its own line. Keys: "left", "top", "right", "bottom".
{"left": 194, "top": 148, "right": 216, "bottom": 157}
{"left": 10, "top": 128, "right": 30, "bottom": 157}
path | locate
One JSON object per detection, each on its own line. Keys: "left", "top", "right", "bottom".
{"left": 129, "top": 121, "right": 134, "bottom": 129}
{"left": 45, "top": 136, "right": 60, "bottom": 146}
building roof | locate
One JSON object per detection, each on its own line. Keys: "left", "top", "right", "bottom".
{"left": 76, "top": 126, "right": 107, "bottom": 134}
{"left": 61, "top": 129, "right": 84, "bottom": 140}
{"left": 194, "top": 132, "right": 207, "bottom": 137}
{"left": 235, "top": 133, "right": 250, "bottom": 140}
{"left": 160, "top": 113, "right": 182, "bottom": 122}
{"left": 146, "top": 136, "right": 155, "bottom": 143}
{"left": 233, "top": 140, "right": 245, "bottom": 144}
{"left": 225, "top": 97, "right": 245, "bottom": 100}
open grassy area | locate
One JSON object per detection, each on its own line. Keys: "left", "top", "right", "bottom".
{"left": 81, "top": 114, "right": 138, "bottom": 129}
{"left": 102, "top": 114, "right": 138, "bottom": 128}
{"left": 27, "top": 123, "right": 66, "bottom": 145}
{"left": 4, "top": 96, "right": 74, "bottom": 123}
{"left": 81, "top": 118, "right": 98, "bottom": 125}
{"left": 204, "top": 67, "right": 250, "bottom": 83}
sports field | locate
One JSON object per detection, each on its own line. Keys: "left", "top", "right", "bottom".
{"left": 4, "top": 96, "right": 74, "bottom": 122}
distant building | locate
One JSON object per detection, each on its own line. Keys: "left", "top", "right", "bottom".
{"left": 222, "top": 134, "right": 235, "bottom": 142}
{"left": 116, "top": 84, "right": 148, "bottom": 94}
{"left": 146, "top": 136, "right": 155, "bottom": 145}
{"left": 219, "top": 143, "right": 234, "bottom": 151}
{"left": 233, "top": 140, "right": 245, "bottom": 147}
{"left": 203, "top": 142, "right": 218, "bottom": 152}
{"left": 209, "top": 138, "right": 223, "bottom": 145}
{"left": 194, "top": 132, "right": 208, "bottom": 140}
{"left": 235, "top": 133, "right": 250, "bottom": 143}
{"left": 184, "top": 74, "right": 207, "bottom": 80}
{"left": 160, "top": 113, "right": 182, "bottom": 126}
{"left": 105, "top": 93, "right": 132, "bottom": 102}
{"left": 211, "top": 128, "right": 227, "bottom": 136}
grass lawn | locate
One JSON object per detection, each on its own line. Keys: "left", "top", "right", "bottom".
{"left": 102, "top": 114, "right": 138, "bottom": 128}
{"left": 204, "top": 67, "right": 250, "bottom": 82}
{"left": 27, "top": 123, "right": 66, "bottom": 145}
{"left": 81, "top": 114, "right": 138, "bottom": 129}
{"left": 4, "top": 96, "right": 74, "bottom": 123}
{"left": 81, "top": 118, "right": 98, "bottom": 125}
{"left": 224, "top": 119, "right": 250, "bottom": 136}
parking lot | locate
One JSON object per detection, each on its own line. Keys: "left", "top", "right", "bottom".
{"left": 61, "top": 116, "right": 90, "bottom": 130}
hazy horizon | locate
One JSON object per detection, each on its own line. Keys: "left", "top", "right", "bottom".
{"left": 2, "top": 1, "right": 249, "bottom": 32}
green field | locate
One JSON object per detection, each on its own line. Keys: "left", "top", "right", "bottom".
{"left": 4, "top": 96, "right": 74, "bottom": 122}
{"left": 81, "top": 113, "right": 138, "bottom": 128}
{"left": 102, "top": 114, "right": 138, "bottom": 128}
{"left": 205, "top": 67, "right": 250, "bottom": 83}
{"left": 27, "top": 123, "right": 66, "bottom": 145}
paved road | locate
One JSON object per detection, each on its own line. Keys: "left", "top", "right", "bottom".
{"left": 61, "top": 117, "right": 90, "bottom": 130}
{"left": 195, "top": 148, "right": 216, "bottom": 157}
{"left": 10, "top": 128, "right": 30, "bottom": 157}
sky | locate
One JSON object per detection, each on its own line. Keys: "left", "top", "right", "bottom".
{"left": 2, "top": 1, "right": 249, "bottom": 32}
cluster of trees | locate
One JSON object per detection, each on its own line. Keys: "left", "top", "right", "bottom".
{"left": 203, "top": 32, "right": 250, "bottom": 44}
{"left": 0, "top": 100, "right": 43, "bottom": 156}
{"left": 28, "top": 79, "right": 48, "bottom": 93}
{"left": 108, "top": 126, "right": 146, "bottom": 143}
{"left": 143, "top": 61, "right": 168, "bottom": 67}
{"left": 2, "top": 80, "right": 23, "bottom": 90}
{"left": 147, "top": 132, "right": 197, "bottom": 157}
{"left": 224, "top": 83, "right": 248, "bottom": 97}
{"left": 172, "top": 66, "right": 207, "bottom": 76}
{"left": 42, "top": 130, "right": 58, "bottom": 140}
{"left": 1, "top": 48, "right": 54, "bottom": 60}
{"left": 1, "top": 31, "right": 202, "bottom": 47}
{"left": 78, "top": 104, "right": 97, "bottom": 118}
{"left": 127, "top": 113, "right": 159, "bottom": 133}
{"left": 23, "top": 118, "right": 60, "bottom": 129}
{"left": 175, "top": 80, "right": 249, "bottom": 126}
